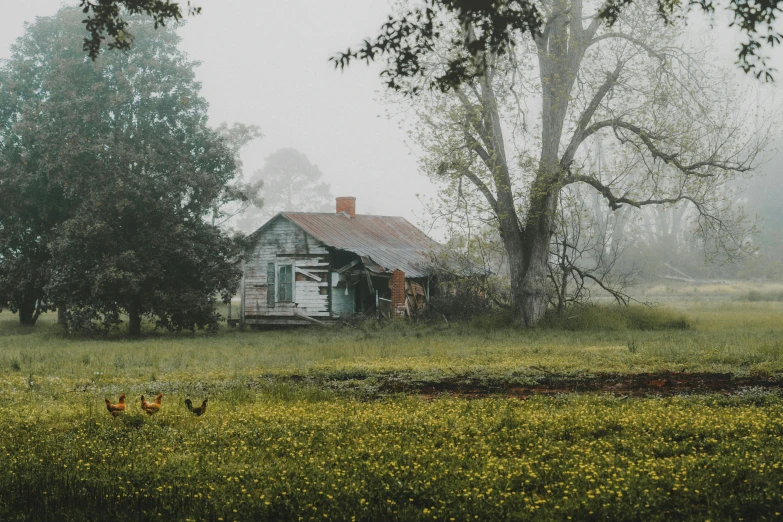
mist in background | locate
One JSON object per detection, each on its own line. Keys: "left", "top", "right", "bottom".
{"left": 1, "top": 0, "right": 782, "bottom": 260}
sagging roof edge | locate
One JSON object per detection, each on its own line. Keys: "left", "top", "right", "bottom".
{"left": 246, "top": 213, "right": 394, "bottom": 273}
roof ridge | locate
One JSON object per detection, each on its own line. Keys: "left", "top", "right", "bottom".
{"left": 282, "top": 211, "right": 408, "bottom": 219}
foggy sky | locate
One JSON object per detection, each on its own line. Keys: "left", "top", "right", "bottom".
{"left": 1, "top": 2, "right": 780, "bottom": 238}
{"left": 0, "top": 1, "right": 436, "bottom": 228}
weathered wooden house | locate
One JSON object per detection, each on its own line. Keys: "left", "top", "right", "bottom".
{"left": 240, "top": 197, "right": 445, "bottom": 325}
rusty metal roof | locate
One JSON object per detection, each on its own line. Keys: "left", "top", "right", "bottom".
{"left": 277, "top": 212, "right": 443, "bottom": 278}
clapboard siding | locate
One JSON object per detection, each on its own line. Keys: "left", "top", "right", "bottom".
{"left": 244, "top": 216, "right": 331, "bottom": 319}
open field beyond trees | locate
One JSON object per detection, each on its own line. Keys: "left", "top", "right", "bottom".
{"left": 1, "top": 293, "right": 783, "bottom": 520}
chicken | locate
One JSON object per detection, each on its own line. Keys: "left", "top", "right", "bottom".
{"left": 141, "top": 393, "right": 163, "bottom": 415}
{"left": 185, "top": 397, "right": 208, "bottom": 416}
{"left": 105, "top": 394, "right": 126, "bottom": 417}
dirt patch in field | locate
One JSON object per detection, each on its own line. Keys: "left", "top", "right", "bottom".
{"left": 377, "top": 372, "right": 783, "bottom": 399}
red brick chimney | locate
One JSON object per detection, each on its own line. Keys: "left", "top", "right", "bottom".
{"left": 391, "top": 269, "right": 406, "bottom": 318}
{"left": 336, "top": 197, "right": 356, "bottom": 218}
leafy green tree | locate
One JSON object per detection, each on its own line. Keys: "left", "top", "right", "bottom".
{"left": 0, "top": 9, "right": 101, "bottom": 325}
{"left": 0, "top": 8, "right": 244, "bottom": 335}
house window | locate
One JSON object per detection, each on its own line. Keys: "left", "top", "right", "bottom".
{"left": 278, "top": 264, "right": 293, "bottom": 302}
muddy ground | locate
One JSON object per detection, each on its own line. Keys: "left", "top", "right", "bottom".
{"left": 277, "top": 371, "right": 783, "bottom": 399}
{"left": 385, "top": 372, "right": 783, "bottom": 399}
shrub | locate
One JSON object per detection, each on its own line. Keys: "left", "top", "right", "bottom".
{"left": 543, "top": 304, "right": 690, "bottom": 331}
{"left": 470, "top": 312, "right": 514, "bottom": 330}
{"left": 624, "top": 306, "right": 690, "bottom": 330}
{"left": 747, "top": 290, "right": 783, "bottom": 302}
{"left": 427, "top": 290, "right": 490, "bottom": 322}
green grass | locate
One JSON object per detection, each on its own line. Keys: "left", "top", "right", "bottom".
{"left": 2, "top": 302, "right": 782, "bottom": 391}
{"left": 1, "top": 300, "right": 782, "bottom": 520}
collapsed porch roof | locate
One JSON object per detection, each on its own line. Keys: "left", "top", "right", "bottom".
{"left": 280, "top": 212, "right": 440, "bottom": 278}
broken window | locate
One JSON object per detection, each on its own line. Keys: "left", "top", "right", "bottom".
{"left": 267, "top": 263, "right": 275, "bottom": 308}
{"left": 278, "top": 264, "right": 293, "bottom": 302}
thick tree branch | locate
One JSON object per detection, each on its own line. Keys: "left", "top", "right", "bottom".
{"left": 455, "top": 88, "right": 497, "bottom": 162}
{"left": 457, "top": 72, "right": 524, "bottom": 238}
{"left": 567, "top": 173, "right": 691, "bottom": 210}
{"left": 560, "top": 61, "right": 623, "bottom": 168}
{"left": 445, "top": 162, "right": 501, "bottom": 216}
{"left": 568, "top": 119, "right": 754, "bottom": 177}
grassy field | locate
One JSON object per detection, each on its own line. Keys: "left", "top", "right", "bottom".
{"left": 2, "top": 300, "right": 782, "bottom": 389}
{"left": 1, "top": 297, "right": 783, "bottom": 520}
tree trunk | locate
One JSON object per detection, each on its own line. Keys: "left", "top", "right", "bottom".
{"left": 455, "top": 0, "right": 597, "bottom": 326}
{"left": 557, "top": 239, "right": 569, "bottom": 315}
{"left": 18, "top": 302, "right": 36, "bottom": 326}
{"left": 18, "top": 296, "right": 41, "bottom": 326}
{"left": 501, "top": 187, "right": 558, "bottom": 326}
{"left": 128, "top": 303, "right": 142, "bottom": 337}
{"left": 57, "top": 304, "right": 67, "bottom": 325}
{"left": 505, "top": 236, "right": 528, "bottom": 325}
{"left": 520, "top": 204, "right": 557, "bottom": 326}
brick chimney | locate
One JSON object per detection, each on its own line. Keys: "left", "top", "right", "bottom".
{"left": 336, "top": 197, "right": 356, "bottom": 218}
{"left": 391, "top": 269, "right": 407, "bottom": 318}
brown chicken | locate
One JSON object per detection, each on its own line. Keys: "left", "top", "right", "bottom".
{"left": 141, "top": 393, "right": 163, "bottom": 415}
{"left": 105, "top": 394, "right": 126, "bottom": 417}
{"left": 185, "top": 397, "right": 208, "bottom": 416}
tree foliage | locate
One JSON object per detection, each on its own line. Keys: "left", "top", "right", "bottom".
{"left": 332, "top": 0, "right": 783, "bottom": 94}
{"left": 212, "top": 122, "right": 265, "bottom": 228}
{"left": 0, "top": 8, "right": 244, "bottom": 334}
{"left": 74, "top": 0, "right": 783, "bottom": 90}
{"left": 79, "top": 0, "right": 200, "bottom": 59}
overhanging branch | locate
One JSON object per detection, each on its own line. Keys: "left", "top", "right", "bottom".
{"left": 451, "top": 163, "right": 500, "bottom": 216}
{"left": 567, "top": 173, "right": 690, "bottom": 210}
{"left": 568, "top": 119, "right": 753, "bottom": 177}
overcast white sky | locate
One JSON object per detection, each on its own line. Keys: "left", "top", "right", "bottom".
{"left": 0, "top": 0, "right": 436, "bottom": 226}
{"left": 1, "top": 1, "right": 780, "bottom": 235}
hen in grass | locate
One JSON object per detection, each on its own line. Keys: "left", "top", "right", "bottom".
{"left": 185, "top": 397, "right": 208, "bottom": 416}
{"left": 141, "top": 393, "right": 163, "bottom": 415}
{"left": 105, "top": 394, "right": 126, "bottom": 417}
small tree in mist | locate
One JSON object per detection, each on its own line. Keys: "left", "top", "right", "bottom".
{"left": 0, "top": 8, "right": 245, "bottom": 335}
{"left": 238, "top": 148, "right": 333, "bottom": 229}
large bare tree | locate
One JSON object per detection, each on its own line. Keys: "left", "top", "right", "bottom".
{"left": 410, "top": 0, "right": 772, "bottom": 325}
